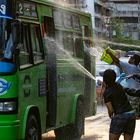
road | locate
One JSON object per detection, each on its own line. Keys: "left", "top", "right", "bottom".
{"left": 42, "top": 105, "right": 140, "bottom": 140}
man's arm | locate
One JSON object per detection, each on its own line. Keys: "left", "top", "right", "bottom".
{"left": 105, "top": 102, "right": 114, "bottom": 118}
{"left": 127, "top": 74, "right": 140, "bottom": 80}
{"left": 124, "top": 88, "right": 140, "bottom": 97}
{"left": 133, "top": 74, "right": 140, "bottom": 81}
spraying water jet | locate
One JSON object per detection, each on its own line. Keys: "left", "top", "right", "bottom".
{"left": 45, "top": 37, "right": 96, "bottom": 81}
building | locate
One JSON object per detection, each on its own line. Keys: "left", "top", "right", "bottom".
{"left": 107, "top": 0, "right": 140, "bottom": 40}
{"left": 83, "top": 0, "right": 112, "bottom": 40}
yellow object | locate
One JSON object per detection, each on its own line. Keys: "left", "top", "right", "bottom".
{"left": 100, "top": 47, "right": 116, "bottom": 64}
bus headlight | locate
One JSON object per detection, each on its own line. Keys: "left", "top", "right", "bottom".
{"left": 0, "top": 102, "right": 16, "bottom": 111}
{"left": 0, "top": 98, "right": 18, "bottom": 114}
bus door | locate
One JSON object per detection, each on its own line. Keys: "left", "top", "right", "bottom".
{"left": 44, "top": 16, "right": 57, "bottom": 127}
{"left": 82, "top": 25, "right": 96, "bottom": 116}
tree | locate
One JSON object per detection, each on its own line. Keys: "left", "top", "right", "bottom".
{"left": 109, "top": 17, "right": 124, "bottom": 38}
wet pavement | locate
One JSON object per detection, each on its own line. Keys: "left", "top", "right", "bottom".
{"left": 84, "top": 105, "right": 140, "bottom": 140}
{"left": 42, "top": 104, "right": 140, "bottom": 140}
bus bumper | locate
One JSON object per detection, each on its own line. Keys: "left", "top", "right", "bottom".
{"left": 0, "top": 120, "right": 20, "bottom": 140}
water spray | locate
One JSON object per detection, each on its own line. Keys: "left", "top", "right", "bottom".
{"left": 45, "top": 37, "right": 96, "bottom": 81}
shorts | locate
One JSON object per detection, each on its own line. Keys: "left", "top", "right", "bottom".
{"left": 110, "top": 112, "right": 136, "bottom": 135}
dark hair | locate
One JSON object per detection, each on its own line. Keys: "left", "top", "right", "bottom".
{"left": 103, "top": 69, "right": 116, "bottom": 87}
{"left": 131, "top": 53, "right": 140, "bottom": 66}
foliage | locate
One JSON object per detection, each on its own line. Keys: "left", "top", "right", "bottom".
{"left": 107, "top": 18, "right": 140, "bottom": 51}
{"left": 110, "top": 36, "right": 140, "bottom": 51}
{"left": 109, "top": 18, "right": 124, "bottom": 37}
{"left": 113, "top": 36, "right": 140, "bottom": 46}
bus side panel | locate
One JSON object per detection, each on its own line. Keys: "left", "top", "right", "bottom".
{"left": 18, "top": 64, "right": 47, "bottom": 139}
{"left": 56, "top": 58, "right": 85, "bottom": 127}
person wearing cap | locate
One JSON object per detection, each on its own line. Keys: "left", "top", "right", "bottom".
{"left": 106, "top": 50, "right": 140, "bottom": 114}
{"left": 103, "top": 69, "right": 136, "bottom": 140}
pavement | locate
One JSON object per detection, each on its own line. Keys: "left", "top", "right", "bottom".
{"left": 42, "top": 104, "right": 140, "bottom": 140}
{"left": 83, "top": 104, "right": 140, "bottom": 140}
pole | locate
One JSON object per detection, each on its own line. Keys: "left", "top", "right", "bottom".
{"left": 138, "top": 0, "right": 140, "bottom": 39}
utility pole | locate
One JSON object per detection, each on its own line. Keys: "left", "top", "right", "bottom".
{"left": 138, "top": 0, "right": 140, "bottom": 39}
{"left": 138, "top": 0, "right": 140, "bottom": 23}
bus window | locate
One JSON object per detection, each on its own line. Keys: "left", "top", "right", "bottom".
{"left": 74, "top": 33, "right": 83, "bottom": 58}
{"left": 55, "top": 31, "right": 64, "bottom": 54}
{"left": 63, "top": 12, "right": 72, "bottom": 28}
{"left": 19, "top": 24, "right": 32, "bottom": 67}
{"left": 83, "top": 25, "right": 91, "bottom": 48}
{"left": 0, "top": 18, "right": 15, "bottom": 62}
{"left": 53, "top": 9, "right": 63, "bottom": 27}
{"left": 44, "top": 17, "right": 55, "bottom": 38}
{"left": 63, "top": 32, "right": 74, "bottom": 55}
{"left": 30, "top": 24, "right": 44, "bottom": 63}
{"left": 72, "top": 15, "right": 80, "bottom": 29}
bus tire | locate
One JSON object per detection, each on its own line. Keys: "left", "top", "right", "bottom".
{"left": 54, "top": 98, "right": 84, "bottom": 140}
{"left": 70, "top": 98, "right": 85, "bottom": 139}
{"left": 25, "top": 114, "right": 41, "bottom": 140}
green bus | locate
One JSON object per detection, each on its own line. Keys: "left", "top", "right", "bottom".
{"left": 0, "top": 0, "right": 96, "bottom": 139}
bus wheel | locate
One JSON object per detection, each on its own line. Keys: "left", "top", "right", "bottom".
{"left": 25, "top": 114, "right": 41, "bottom": 140}
{"left": 70, "top": 98, "right": 84, "bottom": 139}
{"left": 54, "top": 98, "right": 84, "bottom": 140}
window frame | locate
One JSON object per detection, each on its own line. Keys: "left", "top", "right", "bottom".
{"left": 19, "top": 23, "right": 33, "bottom": 69}
{"left": 19, "top": 22, "right": 44, "bottom": 70}
{"left": 30, "top": 23, "right": 44, "bottom": 64}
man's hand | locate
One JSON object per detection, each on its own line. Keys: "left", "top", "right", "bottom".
{"left": 126, "top": 74, "right": 134, "bottom": 79}
{"left": 106, "top": 48, "right": 112, "bottom": 55}
{"left": 126, "top": 74, "right": 140, "bottom": 83}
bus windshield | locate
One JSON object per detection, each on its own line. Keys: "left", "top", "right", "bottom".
{"left": 0, "top": 18, "right": 16, "bottom": 73}
{"left": 0, "top": 18, "right": 13, "bottom": 59}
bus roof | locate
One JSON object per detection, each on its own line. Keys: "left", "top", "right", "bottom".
{"left": 30, "top": 0, "right": 91, "bottom": 17}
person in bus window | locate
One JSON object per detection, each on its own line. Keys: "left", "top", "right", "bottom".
{"left": 4, "top": 21, "right": 18, "bottom": 62}
{"left": 0, "top": 19, "right": 16, "bottom": 73}
{"left": 103, "top": 69, "right": 136, "bottom": 140}
{"left": 0, "top": 18, "right": 14, "bottom": 62}
{"left": 4, "top": 33, "right": 13, "bottom": 60}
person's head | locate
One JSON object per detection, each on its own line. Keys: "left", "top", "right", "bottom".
{"left": 128, "top": 53, "right": 140, "bottom": 66}
{"left": 103, "top": 69, "right": 116, "bottom": 88}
